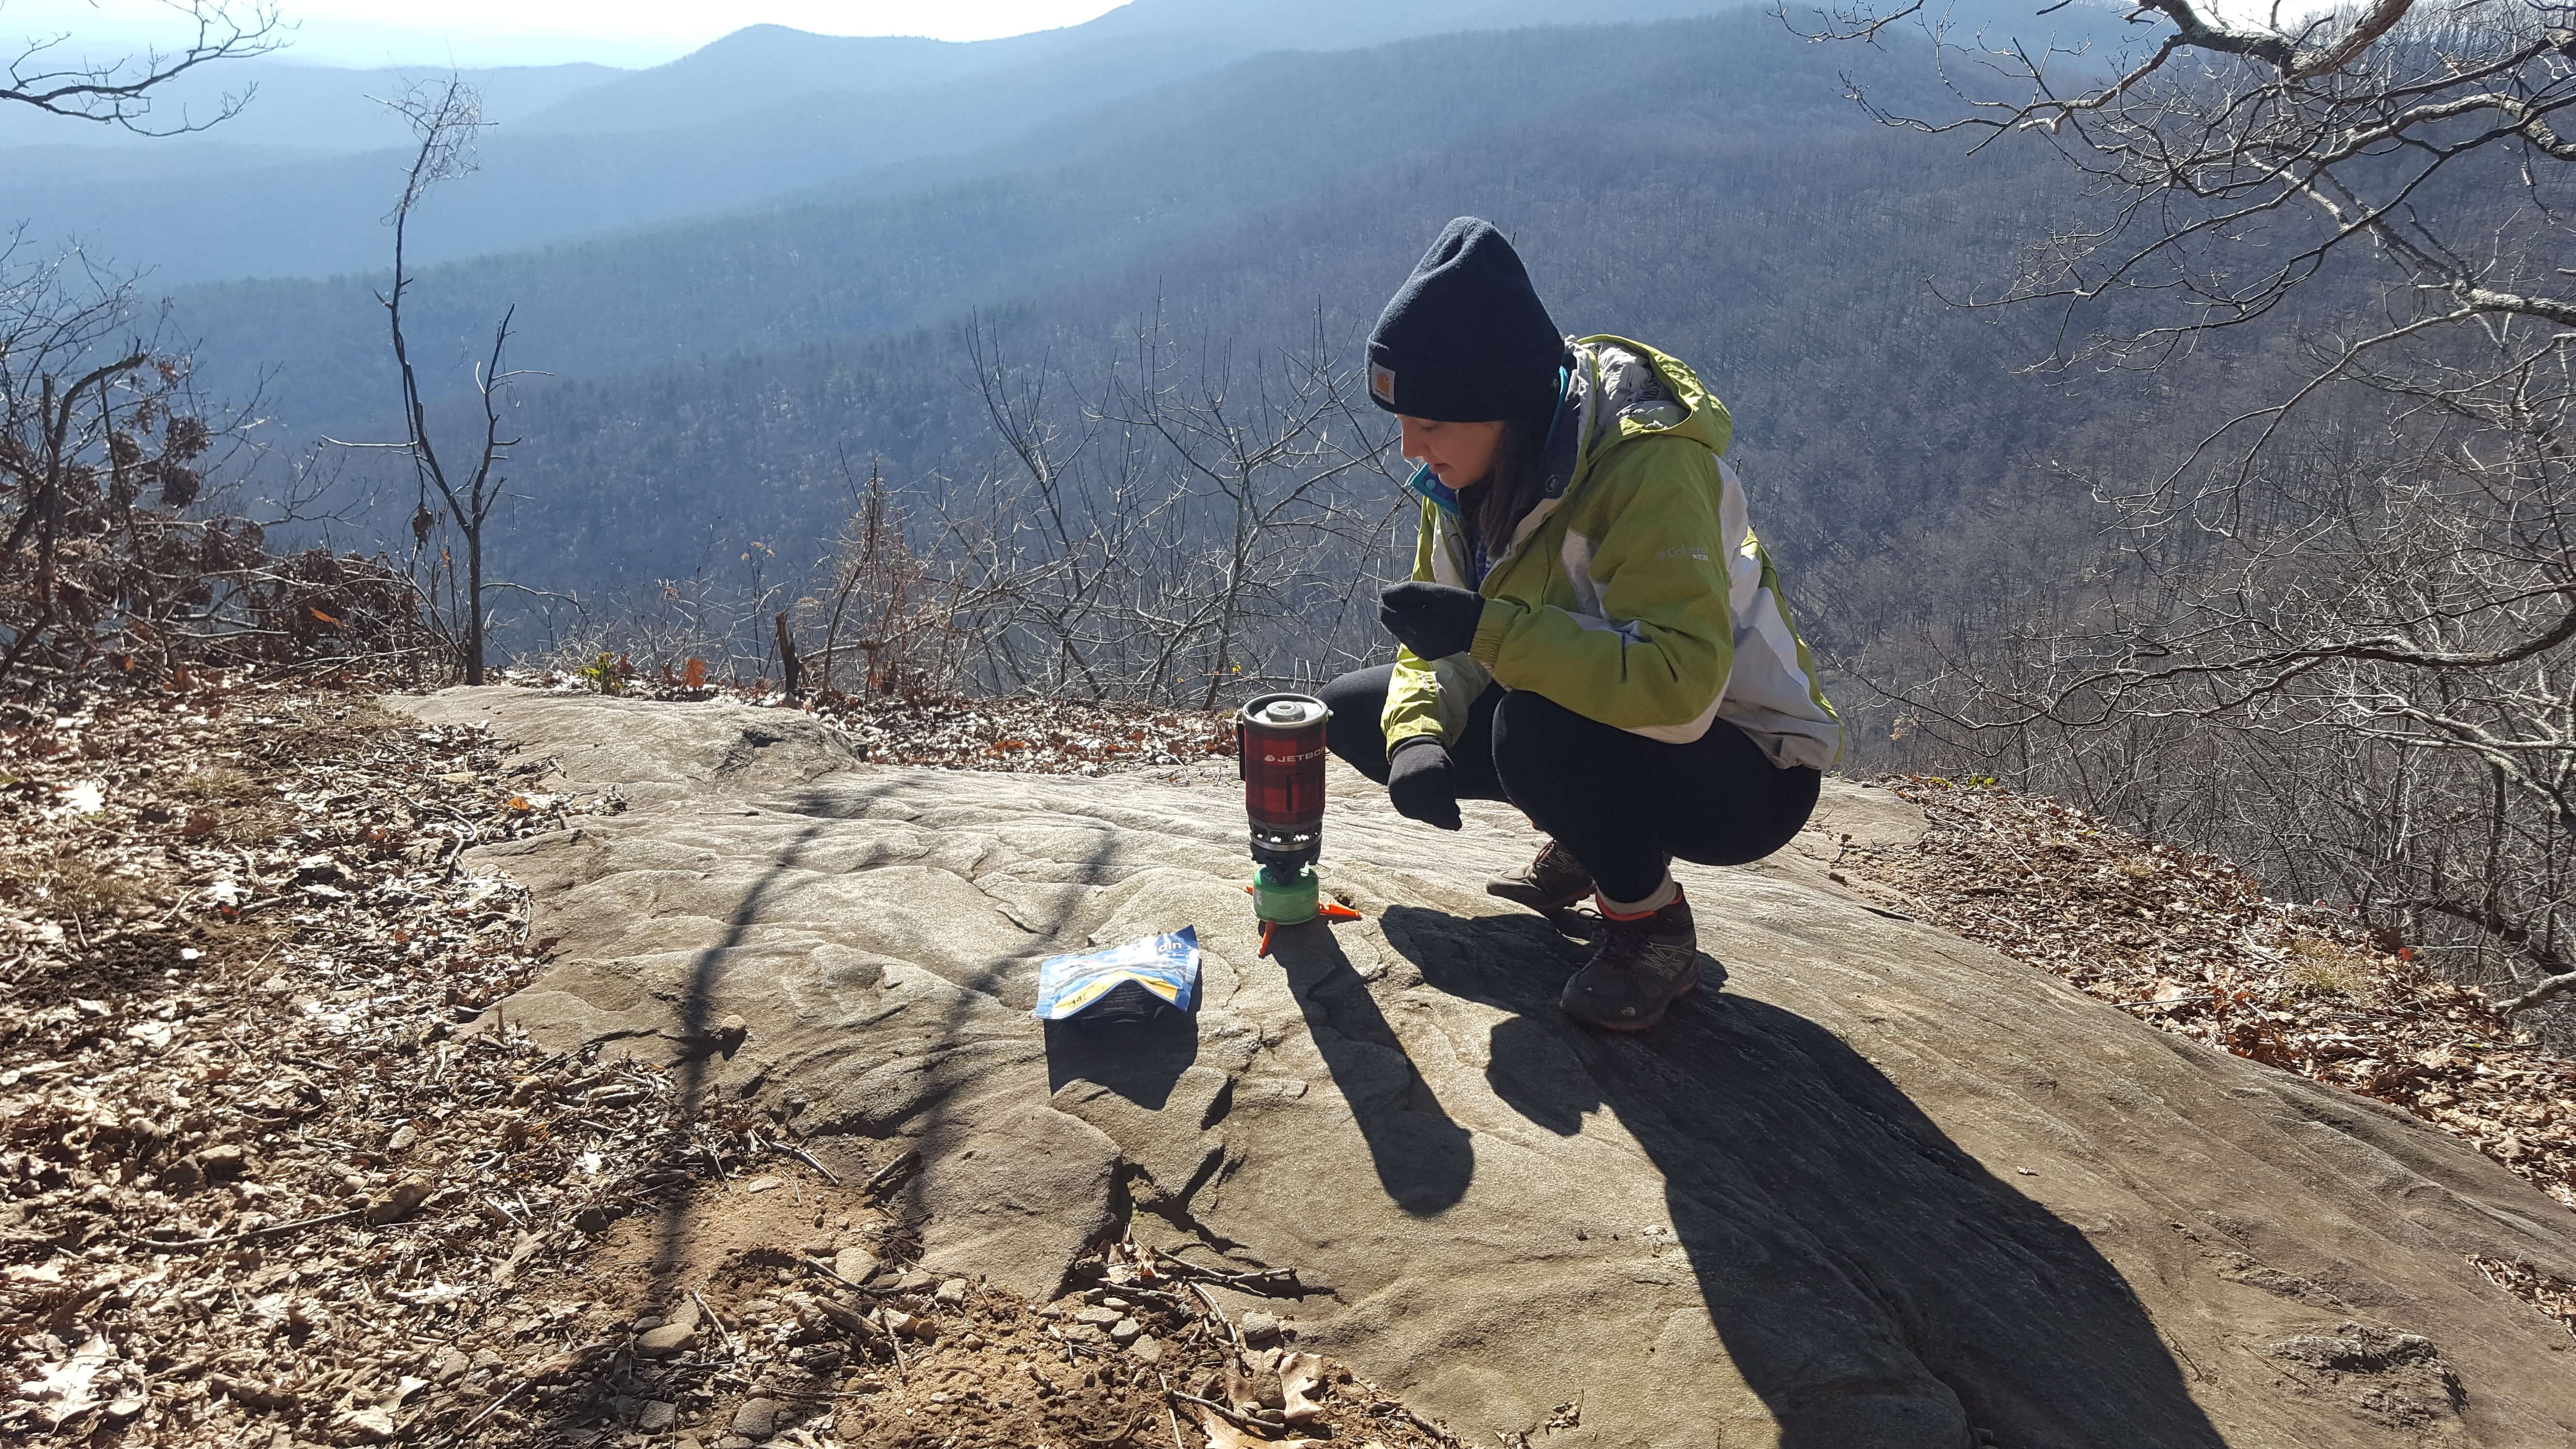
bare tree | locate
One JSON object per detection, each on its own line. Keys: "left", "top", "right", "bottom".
{"left": 4, "top": 0, "right": 281, "bottom": 131}
{"left": 341, "top": 78, "right": 537, "bottom": 686}
{"left": 0, "top": 240, "right": 169, "bottom": 682}
{"left": 0, "top": 4, "right": 445, "bottom": 688}
{"left": 1805, "top": 3, "right": 2576, "bottom": 1020}
{"left": 924, "top": 309, "right": 1404, "bottom": 708}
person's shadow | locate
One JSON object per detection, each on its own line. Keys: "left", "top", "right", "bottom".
{"left": 1379, "top": 904, "right": 2229, "bottom": 1448}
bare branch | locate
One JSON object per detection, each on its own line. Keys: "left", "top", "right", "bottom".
{"left": 3, "top": 2, "right": 283, "bottom": 134}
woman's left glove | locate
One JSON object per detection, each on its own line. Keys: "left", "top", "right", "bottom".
{"left": 1384, "top": 737, "right": 1463, "bottom": 830}
{"left": 1379, "top": 582, "right": 1485, "bottom": 660}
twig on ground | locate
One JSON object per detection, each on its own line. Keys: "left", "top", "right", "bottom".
{"left": 780, "top": 1140, "right": 841, "bottom": 1183}
{"left": 1187, "top": 1280, "right": 1237, "bottom": 1348}
{"left": 455, "top": 1375, "right": 533, "bottom": 1435}
{"left": 1166, "top": 1384, "right": 1274, "bottom": 1432}
{"left": 862, "top": 1147, "right": 919, "bottom": 1197}
{"left": 692, "top": 1288, "right": 743, "bottom": 1359}
{"left": 142, "top": 1207, "right": 364, "bottom": 1252}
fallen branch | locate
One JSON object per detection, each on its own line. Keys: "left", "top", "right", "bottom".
{"left": 455, "top": 1375, "right": 533, "bottom": 1436}
{"left": 1187, "top": 1281, "right": 1238, "bottom": 1347}
{"left": 1164, "top": 1257, "right": 1321, "bottom": 1297}
{"left": 797, "top": 1255, "right": 877, "bottom": 1297}
{"left": 2494, "top": 970, "right": 2576, "bottom": 1015}
{"left": 692, "top": 1288, "right": 744, "bottom": 1359}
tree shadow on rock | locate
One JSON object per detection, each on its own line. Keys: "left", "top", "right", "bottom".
{"left": 526, "top": 782, "right": 904, "bottom": 1444}
{"left": 1269, "top": 923, "right": 1475, "bottom": 1216}
{"left": 1379, "top": 904, "right": 2229, "bottom": 1449}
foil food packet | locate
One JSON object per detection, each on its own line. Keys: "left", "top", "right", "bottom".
{"left": 1031, "top": 927, "right": 1200, "bottom": 1023}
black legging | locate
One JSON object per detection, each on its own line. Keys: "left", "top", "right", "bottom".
{"left": 1319, "top": 664, "right": 1821, "bottom": 902}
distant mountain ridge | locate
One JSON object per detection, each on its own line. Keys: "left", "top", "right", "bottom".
{"left": 175, "top": 12, "right": 1935, "bottom": 428}
{"left": 0, "top": 0, "right": 1755, "bottom": 282}
{"left": 0, "top": 57, "right": 624, "bottom": 157}
{"left": 495, "top": 0, "right": 1750, "bottom": 137}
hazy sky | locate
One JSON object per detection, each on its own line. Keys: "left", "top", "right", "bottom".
{"left": 6, "top": 1, "right": 1131, "bottom": 69}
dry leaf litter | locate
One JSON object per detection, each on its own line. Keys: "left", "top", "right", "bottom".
{"left": 499, "top": 668, "right": 1236, "bottom": 777}
{"left": 0, "top": 674, "right": 1463, "bottom": 1448}
{"left": 1850, "top": 777, "right": 2576, "bottom": 1341}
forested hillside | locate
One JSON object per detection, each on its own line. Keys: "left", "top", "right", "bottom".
{"left": 175, "top": 13, "right": 1955, "bottom": 415}
{"left": 159, "top": 10, "right": 2185, "bottom": 683}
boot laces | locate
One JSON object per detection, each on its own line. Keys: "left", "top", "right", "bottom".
{"left": 1530, "top": 840, "right": 1589, "bottom": 887}
{"left": 1596, "top": 909, "right": 1691, "bottom": 983}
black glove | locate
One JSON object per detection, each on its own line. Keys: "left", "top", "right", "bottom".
{"left": 1384, "top": 737, "right": 1463, "bottom": 831}
{"left": 1379, "top": 582, "right": 1485, "bottom": 660}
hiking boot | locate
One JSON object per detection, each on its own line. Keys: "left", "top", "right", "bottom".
{"left": 1486, "top": 839, "right": 1594, "bottom": 912}
{"left": 1558, "top": 891, "right": 1700, "bottom": 1031}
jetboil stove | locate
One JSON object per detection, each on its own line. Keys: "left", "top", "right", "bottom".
{"left": 1235, "top": 692, "right": 1361, "bottom": 954}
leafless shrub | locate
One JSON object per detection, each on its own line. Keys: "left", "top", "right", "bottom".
{"left": 795, "top": 456, "right": 963, "bottom": 699}
{"left": 326, "top": 77, "right": 539, "bottom": 687}
{"left": 0, "top": 239, "right": 440, "bottom": 690}
{"left": 542, "top": 314, "right": 1408, "bottom": 714}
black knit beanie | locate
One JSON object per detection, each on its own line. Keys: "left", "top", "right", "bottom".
{"left": 1367, "top": 217, "right": 1565, "bottom": 422}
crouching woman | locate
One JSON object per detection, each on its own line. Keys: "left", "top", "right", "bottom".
{"left": 1321, "top": 217, "right": 1843, "bottom": 1031}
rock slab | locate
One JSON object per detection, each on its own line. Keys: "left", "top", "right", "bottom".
{"left": 401, "top": 688, "right": 2576, "bottom": 1448}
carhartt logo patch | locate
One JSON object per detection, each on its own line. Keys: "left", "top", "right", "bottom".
{"left": 1370, "top": 363, "right": 1397, "bottom": 406}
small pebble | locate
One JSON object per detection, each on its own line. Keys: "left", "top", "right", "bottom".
{"left": 1240, "top": 1310, "right": 1282, "bottom": 1344}
{"left": 636, "top": 1322, "right": 696, "bottom": 1357}
{"left": 729, "top": 1396, "right": 780, "bottom": 1440}
{"left": 934, "top": 1277, "right": 968, "bottom": 1306}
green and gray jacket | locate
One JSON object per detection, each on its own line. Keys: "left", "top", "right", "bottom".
{"left": 1384, "top": 336, "right": 1843, "bottom": 770}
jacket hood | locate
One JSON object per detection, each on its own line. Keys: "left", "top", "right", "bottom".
{"left": 1569, "top": 335, "right": 1731, "bottom": 464}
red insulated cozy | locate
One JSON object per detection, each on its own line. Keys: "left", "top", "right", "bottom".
{"left": 1236, "top": 692, "right": 1331, "bottom": 869}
